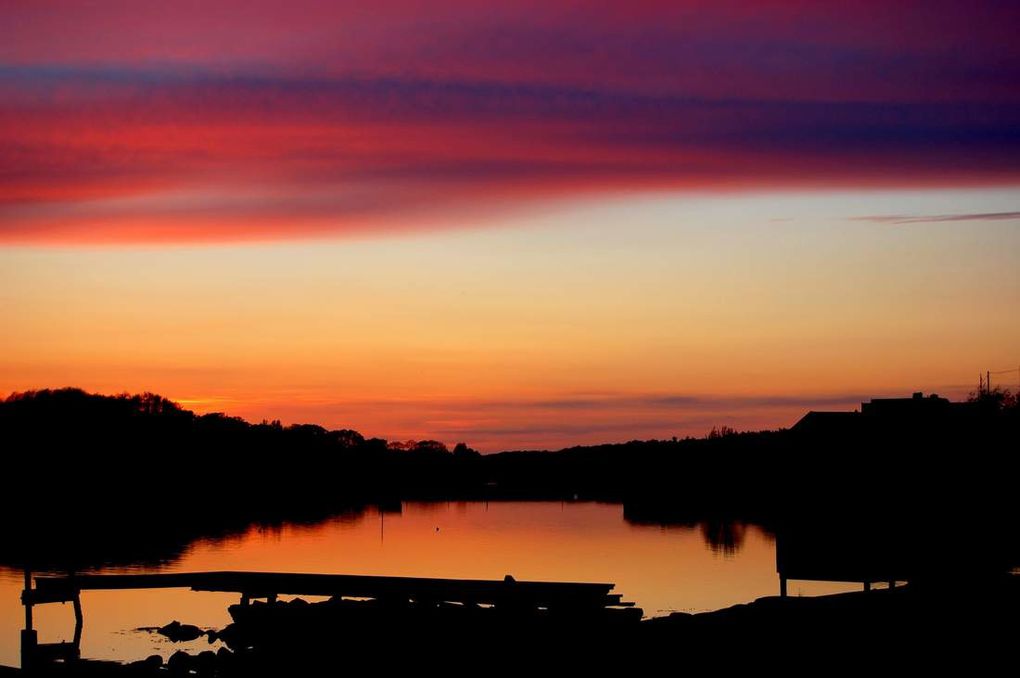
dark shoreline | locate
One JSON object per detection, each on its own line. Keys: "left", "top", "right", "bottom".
{"left": 7, "top": 577, "right": 1019, "bottom": 675}
{"left": 4, "top": 388, "right": 1017, "bottom": 574}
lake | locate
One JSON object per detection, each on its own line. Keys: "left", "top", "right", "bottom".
{"left": 0, "top": 501, "right": 855, "bottom": 667}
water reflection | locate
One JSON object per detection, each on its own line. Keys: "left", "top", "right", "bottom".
{"left": 699, "top": 521, "right": 749, "bottom": 556}
{"left": 0, "top": 501, "right": 781, "bottom": 666}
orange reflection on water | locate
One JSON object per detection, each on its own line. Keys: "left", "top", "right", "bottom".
{"left": 2, "top": 502, "right": 788, "bottom": 666}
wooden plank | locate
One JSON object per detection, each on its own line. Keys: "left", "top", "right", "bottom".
{"left": 22, "top": 588, "right": 78, "bottom": 605}
{"left": 32, "top": 572, "right": 616, "bottom": 609}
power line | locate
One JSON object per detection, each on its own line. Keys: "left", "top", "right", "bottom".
{"left": 982, "top": 365, "right": 1020, "bottom": 392}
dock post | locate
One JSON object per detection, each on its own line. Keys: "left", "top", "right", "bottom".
{"left": 21, "top": 629, "right": 38, "bottom": 671}
{"left": 22, "top": 569, "right": 37, "bottom": 671}
{"left": 73, "top": 593, "right": 84, "bottom": 648}
{"left": 23, "top": 569, "right": 33, "bottom": 631}
{"left": 779, "top": 575, "right": 787, "bottom": 597}
{"left": 20, "top": 566, "right": 37, "bottom": 668}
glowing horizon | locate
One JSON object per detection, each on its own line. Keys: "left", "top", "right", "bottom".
{"left": 4, "top": 188, "right": 1018, "bottom": 450}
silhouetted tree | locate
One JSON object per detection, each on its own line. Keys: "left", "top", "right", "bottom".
{"left": 331, "top": 429, "right": 365, "bottom": 448}
{"left": 707, "top": 425, "right": 738, "bottom": 439}
{"left": 413, "top": 440, "right": 449, "bottom": 454}
{"left": 453, "top": 442, "right": 480, "bottom": 458}
{"left": 968, "top": 386, "right": 1018, "bottom": 412}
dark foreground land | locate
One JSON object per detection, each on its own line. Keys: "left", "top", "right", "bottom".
{"left": 9, "top": 575, "right": 1020, "bottom": 676}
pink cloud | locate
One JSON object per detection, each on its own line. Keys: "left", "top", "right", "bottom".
{"left": 1, "top": 2, "right": 1018, "bottom": 244}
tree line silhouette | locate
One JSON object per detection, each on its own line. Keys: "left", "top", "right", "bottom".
{"left": 1, "top": 387, "right": 1017, "bottom": 572}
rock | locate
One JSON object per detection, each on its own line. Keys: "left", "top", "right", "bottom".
{"left": 215, "top": 623, "right": 241, "bottom": 649}
{"left": 215, "top": 646, "right": 236, "bottom": 669}
{"left": 159, "top": 620, "right": 205, "bottom": 642}
{"left": 126, "top": 654, "right": 163, "bottom": 674}
{"left": 167, "top": 650, "right": 193, "bottom": 674}
{"left": 195, "top": 650, "right": 217, "bottom": 675}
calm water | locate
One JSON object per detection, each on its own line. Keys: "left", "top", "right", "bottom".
{"left": 0, "top": 501, "right": 853, "bottom": 666}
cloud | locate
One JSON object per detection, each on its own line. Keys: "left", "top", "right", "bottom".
{"left": 220, "top": 390, "right": 887, "bottom": 451}
{"left": 849, "top": 212, "right": 1020, "bottom": 225}
{"left": 1, "top": 2, "right": 1019, "bottom": 243}
{"left": 425, "top": 392, "right": 877, "bottom": 413}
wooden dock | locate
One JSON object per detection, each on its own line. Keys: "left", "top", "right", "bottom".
{"left": 20, "top": 570, "right": 640, "bottom": 667}
{"left": 25, "top": 570, "right": 631, "bottom": 609}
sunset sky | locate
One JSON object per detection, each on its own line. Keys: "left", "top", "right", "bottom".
{"left": 2, "top": 1, "right": 1018, "bottom": 450}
